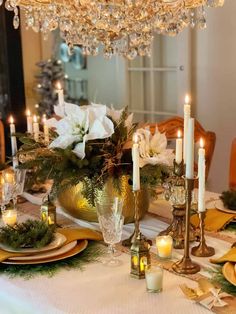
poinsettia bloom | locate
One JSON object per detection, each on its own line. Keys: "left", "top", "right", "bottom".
{"left": 46, "top": 103, "right": 114, "bottom": 159}
{"left": 107, "top": 105, "right": 133, "bottom": 132}
{"left": 136, "top": 127, "right": 174, "bottom": 168}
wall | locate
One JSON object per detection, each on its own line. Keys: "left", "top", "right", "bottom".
{"left": 20, "top": 13, "right": 54, "bottom": 112}
{"left": 193, "top": 1, "right": 236, "bottom": 192}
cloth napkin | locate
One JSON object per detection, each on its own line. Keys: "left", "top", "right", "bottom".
{"left": 191, "top": 208, "right": 236, "bottom": 232}
{"left": 0, "top": 228, "right": 102, "bottom": 263}
{"left": 210, "top": 248, "right": 236, "bottom": 264}
{"left": 58, "top": 228, "right": 102, "bottom": 244}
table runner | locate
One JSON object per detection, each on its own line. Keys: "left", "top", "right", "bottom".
{"left": 0, "top": 194, "right": 235, "bottom": 314}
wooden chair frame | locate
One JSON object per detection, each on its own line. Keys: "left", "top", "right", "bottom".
{"left": 144, "top": 116, "right": 216, "bottom": 180}
{"left": 0, "top": 120, "right": 5, "bottom": 164}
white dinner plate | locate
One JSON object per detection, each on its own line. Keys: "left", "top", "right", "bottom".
{"left": 8, "top": 241, "right": 77, "bottom": 261}
{"left": 0, "top": 233, "right": 67, "bottom": 254}
{"left": 215, "top": 200, "right": 236, "bottom": 215}
{"left": 3, "top": 240, "right": 88, "bottom": 265}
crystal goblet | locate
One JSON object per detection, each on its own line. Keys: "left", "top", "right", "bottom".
{"left": 96, "top": 197, "right": 124, "bottom": 267}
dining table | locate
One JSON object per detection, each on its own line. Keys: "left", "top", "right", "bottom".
{"left": 0, "top": 190, "right": 235, "bottom": 314}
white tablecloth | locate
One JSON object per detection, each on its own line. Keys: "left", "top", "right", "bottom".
{"left": 0, "top": 191, "right": 230, "bottom": 314}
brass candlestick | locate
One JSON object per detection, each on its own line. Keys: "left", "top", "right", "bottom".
{"left": 122, "top": 190, "right": 152, "bottom": 247}
{"left": 191, "top": 212, "right": 215, "bottom": 257}
{"left": 160, "top": 160, "right": 196, "bottom": 249}
{"left": 172, "top": 178, "right": 200, "bottom": 275}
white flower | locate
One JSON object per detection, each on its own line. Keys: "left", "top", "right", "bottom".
{"left": 46, "top": 103, "right": 114, "bottom": 159}
{"left": 107, "top": 105, "right": 133, "bottom": 132}
{"left": 136, "top": 127, "right": 174, "bottom": 168}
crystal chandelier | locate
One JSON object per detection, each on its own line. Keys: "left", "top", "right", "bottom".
{"left": 2, "top": 0, "right": 225, "bottom": 59}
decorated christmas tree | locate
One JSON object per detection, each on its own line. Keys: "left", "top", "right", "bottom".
{"left": 35, "top": 58, "right": 65, "bottom": 116}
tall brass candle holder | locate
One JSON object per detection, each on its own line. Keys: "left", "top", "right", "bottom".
{"left": 122, "top": 191, "right": 152, "bottom": 247}
{"left": 191, "top": 212, "right": 215, "bottom": 257}
{"left": 160, "top": 160, "right": 196, "bottom": 249}
{"left": 172, "top": 178, "right": 201, "bottom": 275}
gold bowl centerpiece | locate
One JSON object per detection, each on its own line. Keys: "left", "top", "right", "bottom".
{"left": 58, "top": 175, "right": 149, "bottom": 224}
{"left": 18, "top": 103, "right": 173, "bottom": 223}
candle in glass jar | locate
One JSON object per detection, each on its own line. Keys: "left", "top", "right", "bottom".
{"left": 33, "top": 115, "right": 39, "bottom": 142}
{"left": 175, "top": 130, "right": 183, "bottom": 164}
{"left": 26, "top": 109, "right": 33, "bottom": 134}
{"left": 156, "top": 235, "right": 173, "bottom": 259}
{"left": 198, "top": 138, "right": 206, "bottom": 212}
{"left": 145, "top": 265, "right": 163, "bottom": 293}
{"left": 183, "top": 94, "right": 191, "bottom": 163}
{"left": 132, "top": 134, "right": 140, "bottom": 191}
{"left": 2, "top": 209, "right": 17, "bottom": 227}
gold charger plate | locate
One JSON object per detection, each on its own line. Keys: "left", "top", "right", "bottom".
{"left": 222, "top": 262, "right": 236, "bottom": 287}
{"left": 2, "top": 240, "right": 88, "bottom": 265}
{"left": 215, "top": 200, "right": 236, "bottom": 215}
{"left": 0, "top": 233, "right": 67, "bottom": 254}
{"left": 9, "top": 241, "right": 77, "bottom": 261}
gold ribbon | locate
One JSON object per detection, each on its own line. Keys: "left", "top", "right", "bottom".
{"left": 180, "top": 278, "right": 230, "bottom": 310}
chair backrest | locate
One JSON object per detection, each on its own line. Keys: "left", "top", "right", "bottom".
{"left": 0, "top": 120, "right": 5, "bottom": 164}
{"left": 145, "top": 116, "right": 216, "bottom": 180}
{"left": 229, "top": 138, "right": 236, "bottom": 190}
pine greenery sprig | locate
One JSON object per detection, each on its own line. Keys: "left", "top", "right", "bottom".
{"left": 209, "top": 266, "right": 236, "bottom": 296}
{"left": 0, "top": 242, "right": 105, "bottom": 279}
{"left": 17, "top": 108, "right": 171, "bottom": 204}
{"left": 220, "top": 190, "right": 236, "bottom": 210}
{"left": 0, "top": 220, "right": 55, "bottom": 249}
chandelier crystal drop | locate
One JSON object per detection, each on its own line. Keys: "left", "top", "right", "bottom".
{"left": 2, "top": 0, "right": 225, "bottom": 59}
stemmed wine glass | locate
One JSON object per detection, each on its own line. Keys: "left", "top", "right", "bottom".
{"left": 2, "top": 168, "right": 27, "bottom": 210}
{"left": 96, "top": 197, "right": 124, "bottom": 267}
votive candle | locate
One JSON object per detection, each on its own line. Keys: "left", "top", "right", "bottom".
{"left": 198, "top": 138, "right": 206, "bottom": 212}
{"left": 156, "top": 235, "right": 173, "bottom": 259}
{"left": 145, "top": 265, "right": 163, "bottom": 293}
{"left": 2, "top": 209, "right": 17, "bottom": 227}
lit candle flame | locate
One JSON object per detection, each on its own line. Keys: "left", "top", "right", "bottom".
{"left": 42, "top": 114, "right": 47, "bottom": 124}
{"left": 200, "top": 138, "right": 204, "bottom": 148}
{"left": 26, "top": 109, "right": 31, "bottom": 117}
{"left": 9, "top": 116, "right": 14, "bottom": 124}
{"left": 55, "top": 81, "right": 62, "bottom": 90}
{"left": 133, "top": 133, "right": 139, "bottom": 144}
{"left": 177, "top": 130, "right": 182, "bottom": 138}
{"left": 185, "top": 94, "right": 190, "bottom": 104}
{"left": 33, "top": 115, "right": 37, "bottom": 123}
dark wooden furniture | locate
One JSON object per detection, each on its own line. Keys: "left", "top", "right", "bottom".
{"left": 229, "top": 138, "right": 236, "bottom": 190}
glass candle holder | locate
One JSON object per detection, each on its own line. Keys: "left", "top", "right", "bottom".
{"left": 2, "top": 209, "right": 17, "bottom": 227}
{"left": 156, "top": 235, "right": 173, "bottom": 259}
{"left": 145, "top": 265, "right": 163, "bottom": 293}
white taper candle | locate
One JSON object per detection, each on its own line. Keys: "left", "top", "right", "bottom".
{"left": 183, "top": 95, "right": 191, "bottom": 163}
{"left": 9, "top": 116, "right": 18, "bottom": 169}
{"left": 33, "top": 115, "right": 39, "bottom": 142}
{"left": 198, "top": 138, "right": 206, "bottom": 212}
{"left": 175, "top": 130, "right": 183, "bottom": 164}
{"left": 186, "top": 118, "right": 195, "bottom": 179}
{"left": 42, "top": 115, "right": 49, "bottom": 144}
{"left": 26, "top": 109, "right": 33, "bottom": 134}
{"left": 55, "top": 81, "right": 64, "bottom": 108}
{"left": 132, "top": 134, "right": 140, "bottom": 191}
